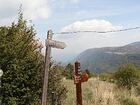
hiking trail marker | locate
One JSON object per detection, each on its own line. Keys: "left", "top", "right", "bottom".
{"left": 74, "top": 61, "right": 89, "bottom": 105}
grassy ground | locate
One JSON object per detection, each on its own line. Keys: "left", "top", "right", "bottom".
{"left": 62, "top": 78, "right": 140, "bottom": 105}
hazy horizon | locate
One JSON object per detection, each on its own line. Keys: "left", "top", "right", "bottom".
{"left": 1, "top": 0, "right": 140, "bottom": 62}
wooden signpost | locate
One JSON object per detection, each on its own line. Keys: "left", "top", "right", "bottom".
{"left": 41, "top": 30, "right": 87, "bottom": 105}
{"left": 41, "top": 30, "right": 66, "bottom": 105}
{"left": 74, "top": 61, "right": 89, "bottom": 105}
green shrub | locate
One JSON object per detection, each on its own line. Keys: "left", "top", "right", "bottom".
{"left": 1, "top": 12, "right": 44, "bottom": 105}
{"left": 114, "top": 64, "right": 140, "bottom": 90}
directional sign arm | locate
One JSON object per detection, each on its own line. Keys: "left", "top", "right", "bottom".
{"left": 46, "top": 39, "right": 66, "bottom": 49}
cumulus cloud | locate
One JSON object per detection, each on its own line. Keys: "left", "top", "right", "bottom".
{"left": 0, "top": 0, "right": 50, "bottom": 25}
{"left": 61, "top": 19, "right": 120, "bottom": 32}
{"left": 53, "top": 19, "right": 124, "bottom": 62}
{"left": 21, "top": 0, "right": 50, "bottom": 20}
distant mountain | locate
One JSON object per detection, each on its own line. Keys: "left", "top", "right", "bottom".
{"left": 75, "top": 42, "right": 140, "bottom": 73}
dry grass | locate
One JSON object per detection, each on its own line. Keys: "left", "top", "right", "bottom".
{"left": 62, "top": 78, "right": 140, "bottom": 105}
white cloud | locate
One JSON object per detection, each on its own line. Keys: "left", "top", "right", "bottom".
{"left": 55, "top": 20, "right": 140, "bottom": 62}
{"left": 21, "top": 0, "right": 50, "bottom": 20}
{"left": 61, "top": 19, "right": 120, "bottom": 32}
{"left": 53, "top": 19, "right": 130, "bottom": 62}
{"left": 0, "top": 0, "right": 50, "bottom": 25}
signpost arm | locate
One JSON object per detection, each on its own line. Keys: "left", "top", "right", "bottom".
{"left": 41, "top": 30, "right": 53, "bottom": 105}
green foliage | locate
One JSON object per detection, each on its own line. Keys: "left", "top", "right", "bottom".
{"left": 99, "top": 72, "right": 114, "bottom": 82}
{"left": 120, "top": 98, "right": 137, "bottom": 105}
{"left": 84, "top": 69, "right": 93, "bottom": 78}
{"left": 114, "top": 64, "right": 140, "bottom": 90}
{"left": 64, "top": 63, "right": 74, "bottom": 79}
{"left": 0, "top": 13, "right": 44, "bottom": 104}
{"left": 99, "top": 73, "right": 109, "bottom": 81}
{"left": 48, "top": 65, "right": 67, "bottom": 105}
{"left": 135, "top": 83, "right": 140, "bottom": 96}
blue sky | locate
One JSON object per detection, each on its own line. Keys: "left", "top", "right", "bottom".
{"left": 1, "top": 0, "right": 140, "bottom": 62}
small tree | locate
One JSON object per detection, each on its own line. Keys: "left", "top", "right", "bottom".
{"left": 114, "top": 64, "right": 140, "bottom": 90}
{"left": 0, "top": 11, "right": 68, "bottom": 105}
{"left": 1, "top": 13, "right": 44, "bottom": 104}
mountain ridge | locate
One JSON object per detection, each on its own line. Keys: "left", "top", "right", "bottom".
{"left": 75, "top": 41, "right": 140, "bottom": 73}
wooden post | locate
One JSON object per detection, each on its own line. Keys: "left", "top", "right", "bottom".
{"left": 41, "top": 30, "right": 53, "bottom": 105}
{"left": 41, "top": 30, "right": 66, "bottom": 105}
{"left": 51, "top": 92, "right": 55, "bottom": 105}
{"left": 75, "top": 61, "right": 83, "bottom": 105}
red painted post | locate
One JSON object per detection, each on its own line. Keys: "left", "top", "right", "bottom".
{"left": 74, "top": 61, "right": 83, "bottom": 105}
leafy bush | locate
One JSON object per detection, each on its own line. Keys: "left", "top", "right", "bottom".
{"left": 114, "top": 64, "right": 140, "bottom": 90}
